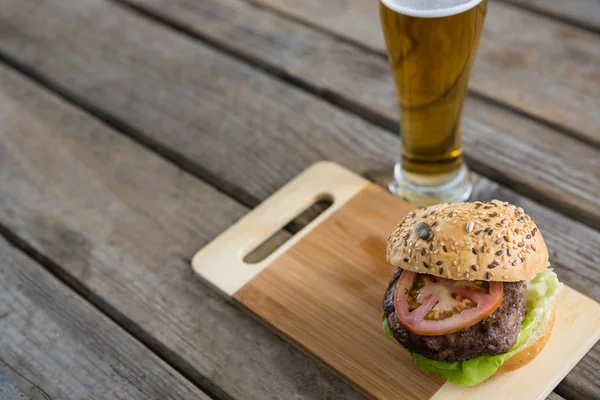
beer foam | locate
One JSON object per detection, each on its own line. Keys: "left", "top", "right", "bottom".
{"left": 381, "top": 0, "right": 484, "bottom": 17}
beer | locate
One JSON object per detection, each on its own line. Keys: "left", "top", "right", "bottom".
{"left": 380, "top": 0, "right": 487, "bottom": 205}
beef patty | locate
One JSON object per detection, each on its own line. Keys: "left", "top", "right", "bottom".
{"left": 383, "top": 267, "right": 527, "bottom": 362}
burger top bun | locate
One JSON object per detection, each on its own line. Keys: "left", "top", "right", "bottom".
{"left": 387, "top": 200, "right": 548, "bottom": 281}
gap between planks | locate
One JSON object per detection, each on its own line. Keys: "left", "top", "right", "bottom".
{"left": 0, "top": 221, "right": 229, "bottom": 400}
{"left": 494, "top": 0, "right": 600, "bottom": 36}
{"left": 114, "top": 0, "right": 599, "bottom": 151}
{"left": 100, "top": 0, "right": 600, "bottom": 233}
{"left": 236, "top": 0, "right": 600, "bottom": 149}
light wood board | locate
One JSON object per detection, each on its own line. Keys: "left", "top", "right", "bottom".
{"left": 193, "top": 162, "right": 600, "bottom": 399}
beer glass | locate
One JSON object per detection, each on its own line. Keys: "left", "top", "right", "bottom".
{"left": 380, "top": 0, "right": 488, "bottom": 206}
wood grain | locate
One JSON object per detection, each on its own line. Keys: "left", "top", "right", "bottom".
{"left": 33, "top": 0, "right": 600, "bottom": 230}
{"left": 0, "top": 65, "right": 365, "bottom": 400}
{"left": 0, "top": 237, "right": 209, "bottom": 400}
{"left": 236, "top": 185, "right": 444, "bottom": 400}
{"left": 0, "top": 0, "right": 597, "bottom": 398}
{"left": 234, "top": 0, "right": 600, "bottom": 147}
{"left": 196, "top": 170, "right": 600, "bottom": 399}
{"left": 499, "top": 0, "right": 600, "bottom": 32}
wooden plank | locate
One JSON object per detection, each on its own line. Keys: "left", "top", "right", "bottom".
{"left": 0, "top": 67, "right": 365, "bottom": 399}
{"left": 0, "top": 237, "right": 210, "bottom": 400}
{"left": 5, "top": 0, "right": 599, "bottom": 232}
{"left": 499, "top": 0, "right": 600, "bottom": 33}
{"left": 217, "top": 0, "right": 600, "bottom": 147}
{"left": 0, "top": 0, "right": 596, "bottom": 398}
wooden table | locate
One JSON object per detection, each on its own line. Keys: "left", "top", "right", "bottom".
{"left": 0, "top": 0, "right": 598, "bottom": 399}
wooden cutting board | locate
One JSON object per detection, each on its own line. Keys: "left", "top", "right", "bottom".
{"left": 192, "top": 162, "right": 600, "bottom": 400}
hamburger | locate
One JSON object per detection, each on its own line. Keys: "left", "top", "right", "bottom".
{"left": 382, "top": 200, "right": 562, "bottom": 386}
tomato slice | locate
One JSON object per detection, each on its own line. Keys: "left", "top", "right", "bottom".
{"left": 394, "top": 271, "right": 503, "bottom": 336}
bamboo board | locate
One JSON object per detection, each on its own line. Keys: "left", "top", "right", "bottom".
{"left": 192, "top": 162, "right": 600, "bottom": 399}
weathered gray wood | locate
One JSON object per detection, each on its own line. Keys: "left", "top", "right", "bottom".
{"left": 227, "top": 0, "right": 600, "bottom": 147}
{"left": 0, "top": 66, "right": 364, "bottom": 399}
{"left": 546, "top": 393, "right": 566, "bottom": 400}
{"left": 5, "top": 0, "right": 600, "bottom": 232}
{"left": 0, "top": 0, "right": 597, "bottom": 398}
{"left": 499, "top": 0, "right": 600, "bottom": 32}
{"left": 0, "top": 237, "right": 210, "bottom": 400}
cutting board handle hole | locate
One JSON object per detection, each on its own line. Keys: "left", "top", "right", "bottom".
{"left": 243, "top": 194, "right": 334, "bottom": 264}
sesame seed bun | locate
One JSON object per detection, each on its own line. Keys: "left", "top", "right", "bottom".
{"left": 387, "top": 200, "right": 549, "bottom": 281}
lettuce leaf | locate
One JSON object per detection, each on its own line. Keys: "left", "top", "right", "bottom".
{"left": 382, "top": 269, "right": 562, "bottom": 386}
{"left": 382, "top": 313, "right": 393, "bottom": 336}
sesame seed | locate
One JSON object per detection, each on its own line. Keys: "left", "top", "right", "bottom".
{"left": 466, "top": 221, "right": 474, "bottom": 233}
{"left": 464, "top": 272, "right": 470, "bottom": 279}
{"left": 439, "top": 267, "right": 444, "bottom": 274}
{"left": 421, "top": 248, "right": 426, "bottom": 256}
{"left": 495, "top": 238, "right": 502, "bottom": 244}
{"left": 471, "top": 264, "right": 479, "bottom": 271}
{"left": 448, "top": 212, "right": 455, "bottom": 217}
{"left": 484, "top": 227, "right": 491, "bottom": 233}
{"left": 431, "top": 221, "right": 438, "bottom": 228}
{"left": 481, "top": 245, "right": 486, "bottom": 253}
{"left": 521, "top": 257, "right": 526, "bottom": 262}
{"left": 496, "top": 223, "right": 503, "bottom": 228}
{"left": 402, "top": 231, "right": 409, "bottom": 238}
{"left": 474, "top": 230, "right": 482, "bottom": 236}
{"left": 484, "top": 206, "right": 492, "bottom": 209}
{"left": 518, "top": 242, "right": 525, "bottom": 247}
{"left": 504, "top": 235, "right": 510, "bottom": 242}
{"left": 488, "top": 263, "right": 497, "bottom": 269}
{"left": 486, "top": 271, "right": 491, "bottom": 279}
{"left": 403, "top": 240, "right": 407, "bottom": 246}
{"left": 429, "top": 243, "right": 434, "bottom": 251}
{"left": 507, "top": 249, "right": 513, "bottom": 256}
{"left": 532, "top": 228, "right": 537, "bottom": 236}
{"left": 517, "top": 207, "right": 524, "bottom": 213}
{"left": 472, "top": 248, "right": 478, "bottom": 255}
{"left": 512, "top": 260, "right": 517, "bottom": 266}
{"left": 443, "top": 245, "right": 448, "bottom": 253}
{"left": 488, "top": 229, "right": 494, "bottom": 236}
{"left": 531, "top": 244, "right": 537, "bottom": 251}
{"left": 501, "top": 219, "right": 507, "bottom": 225}
{"left": 502, "top": 275, "right": 508, "bottom": 279}
{"left": 483, "top": 218, "right": 491, "bottom": 222}
{"left": 489, "top": 212, "right": 499, "bottom": 218}
{"left": 423, "top": 262, "right": 429, "bottom": 268}
{"left": 403, "top": 257, "right": 409, "bottom": 262}
{"left": 436, "top": 261, "right": 443, "bottom": 266}
{"left": 526, "top": 234, "right": 532, "bottom": 239}
{"left": 496, "top": 249, "right": 505, "bottom": 256}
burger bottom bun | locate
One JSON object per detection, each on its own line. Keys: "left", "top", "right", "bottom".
{"left": 496, "top": 301, "right": 556, "bottom": 374}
